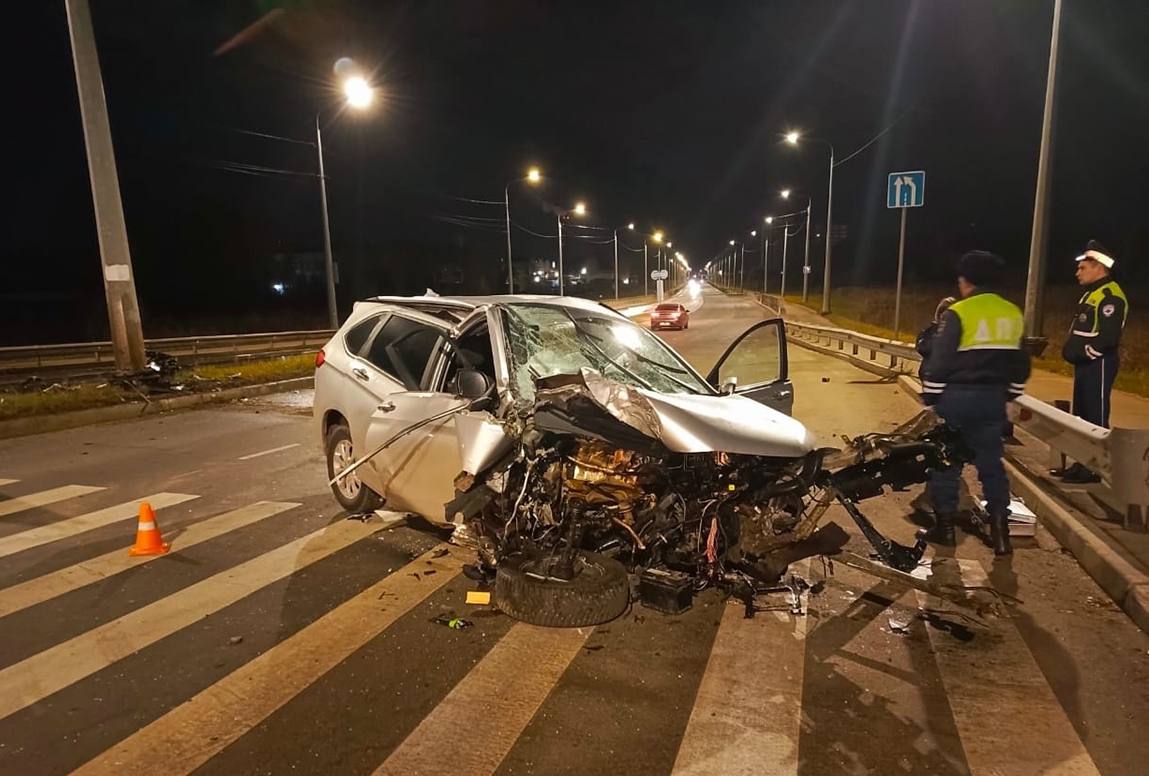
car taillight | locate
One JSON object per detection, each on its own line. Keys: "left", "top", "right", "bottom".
{"left": 315, "top": 349, "right": 326, "bottom": 368}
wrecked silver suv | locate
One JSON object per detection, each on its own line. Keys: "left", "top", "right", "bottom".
{"left": 316, "top": 295, "right": 966, "bottom": 626}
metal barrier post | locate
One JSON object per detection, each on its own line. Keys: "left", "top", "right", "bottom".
{"left": 1110, "top": 428, "right": 1149, "bottom": 533}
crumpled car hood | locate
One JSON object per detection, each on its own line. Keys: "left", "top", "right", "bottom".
{"left": 534, "top": 368, "right": 817, "bottom": 458}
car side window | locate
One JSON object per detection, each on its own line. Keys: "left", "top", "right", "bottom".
{"left": 441, "top": 324, "right": 496, "bottom": 394}
{"left": 363, "top": 316, "right": 443, "bottom": 390}
{"left": 343, "top": 314, "right": 383, "bottom": 356}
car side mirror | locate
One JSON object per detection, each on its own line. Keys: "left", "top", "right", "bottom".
{"left": 722, "top": 376, "right": 738, "bottom": 395}
{"left": 457, "top": 368, "right": 493, "bottom": 400}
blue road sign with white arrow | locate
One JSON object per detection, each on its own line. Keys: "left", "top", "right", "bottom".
{"left": 887, "top": 170, "right": 925, "bottom": 208}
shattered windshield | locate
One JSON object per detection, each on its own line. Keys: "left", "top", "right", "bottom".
{"left": 501, "top": 303, "right": 713, "bottom": 400}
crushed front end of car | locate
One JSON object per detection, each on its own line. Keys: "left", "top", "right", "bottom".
{"left": 446, "top": 368, "right": 969, "bottom": 628}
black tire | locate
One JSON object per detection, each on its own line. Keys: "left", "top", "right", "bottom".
{"left": 325, "top": 423, "right": 384, "bottom": 514}
{"left": 494, "top": 552, "right": 629, "bottom": 627}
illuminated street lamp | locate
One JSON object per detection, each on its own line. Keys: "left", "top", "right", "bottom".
{"left": 317, "top": 61, "right": 376, "bottom": 327}
{"left": 505, "top": 166, "right": 544, "bottom": 293}
{"left": 780, "top": 188, "right": 792, "bottom": 200}
{"left": 556, "top": 201, "right": 587, "bottom": 296}
{"left": 785, "top": 129, "right": 836, "bottom": 313}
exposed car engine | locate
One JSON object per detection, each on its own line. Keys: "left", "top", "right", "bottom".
{"left": 445, "top": 372, "right": 970, "bottom": 627}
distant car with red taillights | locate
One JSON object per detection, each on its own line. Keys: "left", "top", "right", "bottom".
{"left": 649, "top": 302, "right": 689, "bottom": 330}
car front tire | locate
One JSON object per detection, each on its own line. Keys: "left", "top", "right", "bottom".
{"left": 325, "top": 423, "right": 384, "bottom": 514}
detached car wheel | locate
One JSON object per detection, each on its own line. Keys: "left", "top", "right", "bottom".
{"left": 494, "top": 552, "right": 629, "bottom": 627}
{"left": 325, "top": 424, "right": 384, "bottom": 514}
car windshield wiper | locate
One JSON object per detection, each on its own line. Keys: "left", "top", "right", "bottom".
{"left": 570, "top": 316, "right": 705, "bottom": 394}
{"left": 562, "top": 313, "right": 655, "bottom": 391}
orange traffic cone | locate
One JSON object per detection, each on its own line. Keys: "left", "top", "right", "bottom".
{"left": 129, "top": 501, "right": 170, "bottom": 556}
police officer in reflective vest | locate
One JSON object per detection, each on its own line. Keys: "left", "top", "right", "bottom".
{"left": 920, "top": 251, "right": 1031, "bottom": 555}
{"left": 1055, "top": 240, "right": 1127, "bottom": 484}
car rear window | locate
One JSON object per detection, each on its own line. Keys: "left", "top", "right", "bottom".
{"left": 343, "top": 315, "right": 382, "bottom": 355}
{"left": 655, "top": 304, "right": 680, "bottom": 311}
{"left": 363, "top": 316, "right": 443, "bottom": 389}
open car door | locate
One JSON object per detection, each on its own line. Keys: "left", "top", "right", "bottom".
{"left": 706, "top": 318, "right": 793, "bottom": 415}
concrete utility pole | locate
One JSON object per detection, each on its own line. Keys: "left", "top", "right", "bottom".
{"left": 316, "top": 118, "right": 339, "bottom": 328}
{"left": 802, "top": 199, "right": 812, "bottom": 303}
{"left": 1023, "top": 0, "right": 1063, "bottom": 346}
{"left": 65, "top": 0, "right": 146, "bottom": 372}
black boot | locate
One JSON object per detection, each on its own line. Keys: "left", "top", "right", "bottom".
{"left": 988, "top": 508, "right": 1012, "bottom": 556}
{"left": 917, "top": 511, "right": 956, "bottom": 547}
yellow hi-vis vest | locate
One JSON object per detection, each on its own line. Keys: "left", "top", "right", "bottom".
{"left": 949, "top": 293, "right": 1024, "bottom": 352}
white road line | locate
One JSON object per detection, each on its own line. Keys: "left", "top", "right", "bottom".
{"left": 237, "top": 443, "right": 301, "bottom": 461}
{"left": 0, "top": 516, "right": 378, "bottom": 721}
{"left": 0, "top": 479, "right": 19, "bottom": 487}
{"left": 374, "top": 622, "right": 590, "bottom": 776}
{"left": 73, "top": 544, "right": 464, "bottom": 776}
{"left": 0, "top": 485, "right": 106, "bottom": 518}
{"left": 916, "top": 561, "right": 1102, "bottom": 776}
{"left": 0, "top": 493, "right": 199, "bottom": 560}
{"left": 0, "top": 501, "right": 299, "bottom": 618}
{"left": 672, "top": 562, "right": 808, "bottom": 776}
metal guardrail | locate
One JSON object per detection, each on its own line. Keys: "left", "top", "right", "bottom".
{"left": 776, "top": 312, "right": 1149, "bottom": 532}
{"left": 0, "top": 329, "right": 337, "bottom": 375}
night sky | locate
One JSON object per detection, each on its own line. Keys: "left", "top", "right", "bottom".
{"left": 6, "top": 0, "right": 1149, "bottom": 344}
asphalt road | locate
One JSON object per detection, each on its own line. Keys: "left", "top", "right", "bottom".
{"left": 1, "top": 284, "right": 1147, "bottom": 775}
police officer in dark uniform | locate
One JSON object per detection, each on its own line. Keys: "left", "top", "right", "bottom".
{"left": 919, "top": 251, "right": 1031, "bottom": 555}
{"left": 1056, "top": 240, "right": 1128, "bottom": 484}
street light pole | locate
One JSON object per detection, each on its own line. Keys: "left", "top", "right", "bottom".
{"left": 643, "top": 241, "right": 649, "bottom": 296}
{"left": 781, "top": 226, "right": 791, "bottom": 299}
{"left": 740, "top": 243, "right": 746, "bottom": 292}
{"left": 65, "top": 0, "right": 147, "bottom": 372}
{"left": 504, "top": 184, "right": 514, "bottom": 294}
{"left": 822, "top": 147, "right": 835, "bottom": 314}
{"left": 613, "top": 229, "right": 620, "bottom": 299}
{"left": 802, "top": 198, "right": 812, "bottom": 303}
{"left": 1023, "top": 0, "right": 1064, "bottom": 343}
{"left": 556, "top": 213, "right": 565, "bottom": 296}
{"left": 315, "top": 117, "right": 340, "bottom": 329}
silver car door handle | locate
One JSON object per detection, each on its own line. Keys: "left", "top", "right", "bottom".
{"left": 351, "top": 366, "right": 370, "bottom": 381}
{"left": 377, "top": 400, "right": 396, "bottom": 412}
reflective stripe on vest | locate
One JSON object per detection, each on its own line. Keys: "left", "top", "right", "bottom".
{"left": 1080, "top": 280, "right": 1129, "bottom": 331}
{"left": 949, "top": 293, "right": 1024, "bottom": 352}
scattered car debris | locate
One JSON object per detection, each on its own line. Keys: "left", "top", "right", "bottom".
{"left": 887, "top": 615, "right": 913, "bottom": 635}
{"left": 466, "top": 590, "right": 492, "bottom": 605}
{"left": 433, "top": 615, "right": 473, "bottom": 630}
{"left": 228, "top": 635, "right": 244, "bottom": 645}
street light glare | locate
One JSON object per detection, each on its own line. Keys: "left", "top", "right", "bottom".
{"left": 785, "top": 130, "right": 800, "bottom": 145}
{"left": 652, "top": 231, "right": 664, "bottom": 243}
{"left": 627, "top": 222, "right": 635, "bottom": 230}
{"left": 765, "top": 216, "right": 774, "bottom": 224}
{"left": 526, "top": 167, "right": 542, "bottom": 183}
{"left": 343, "top": 75, "right": 374, "bottom": 109}
{"left": 573, "top": 201, "right": 587, "bottom": 216}
{"left": 750, "top": 230, "right": 757, "bottom": 237}
{"left": 729, "top": 239, "right": 735, "bottom": 246}
{"left": 666, "top": 241, "right": 673, "bottom": 248}
{"left": 780, "top": 189, "right": 792, "bottom": 200}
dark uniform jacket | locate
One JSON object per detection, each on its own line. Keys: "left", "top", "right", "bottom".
{"left": 920, "top": 290, "right": 1031, "bottom": 405}
{"left": 1062, "top": 278, "right": 1128, "bottom": 365}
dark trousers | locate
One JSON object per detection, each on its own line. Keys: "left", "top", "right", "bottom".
{"left": 929, "top": 386, "right": 1011, "bottom": 514}
{"left": 1073, "top": 352, "right": 1119, "bottom": 428}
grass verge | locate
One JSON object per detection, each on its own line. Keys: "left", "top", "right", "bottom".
{"left": 0, "top": 353, "right": 316, "bottom": 420}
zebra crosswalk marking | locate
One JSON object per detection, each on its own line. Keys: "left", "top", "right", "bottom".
{"left": 915, "top": 559, "right": 1101, "bottom": 776}
{"left": 0, "top": 501, "right": 299, "bottom": 618}
{"left": 672, "top": 567, "right": 809, "bottom": 775}
{"left": 0, "top": 485, "right": 106, "bottom": 517}
{"left": 0, "top": 516, "right": 377, "bottom": 721}
{"left": 373, "top": 622, "right": 590, "bottom": 776}
{"left": 0, "top": 492, "right": 199, "bottom": 560}
{"left": 72, "top": 544, "right": 464, "bottom": 776}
